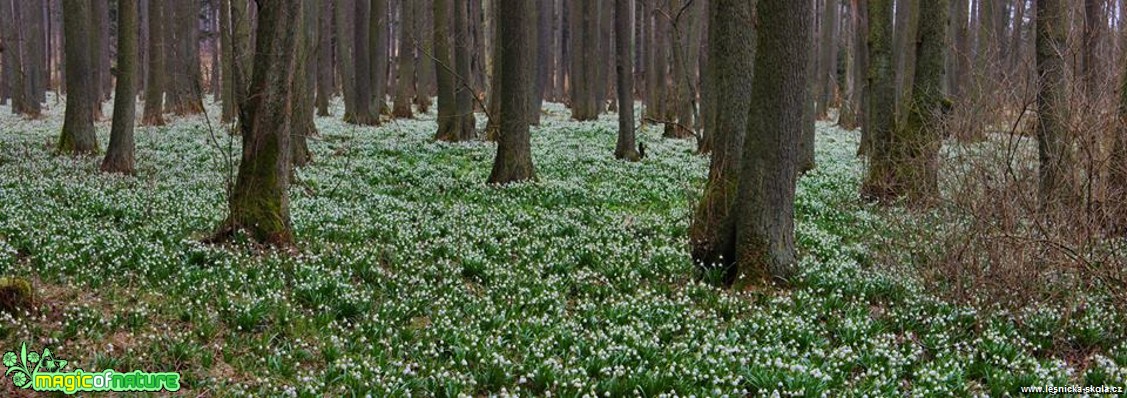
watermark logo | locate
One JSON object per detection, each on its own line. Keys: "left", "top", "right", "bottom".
{"left": 2, "top": 342, "right": 180, "bottom": 394}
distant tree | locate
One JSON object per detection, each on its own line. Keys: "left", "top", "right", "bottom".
{"left": 453, "top": 0, "right": 477, "bottom": 137}
{"left": 58, "top": 0, "right": 98, "bottom": 154}
{"left": 392, "top": 0, "right": 417, "bottom": 118}
{"left": 487, "top": 0, "right": 535, "bottom": 184}
{"left": 371, "top": 0, "right": 390, "bottom": 116}
{"left": 433, "top": 0, "right": 466, "bottom": 141}
{"left": 895, "top": 0, "right": 946, "bottom": 201}
{"left": 2, "top": 0, "right": 42, "bottom": 117}
{"left": 530, "top": 0, "right": 552, "bottom": 125}
{"left": 729, "top": 0, "right": 810, "bottom": 285}
{"left": 689, "top": 0, "right": 755, "bottom": 281}
{"left": 613, "top": 0, "right": 640, "bottom": 161}
{"left": 141, "top": 0, "right": 165, "bottom": 125}
{"left": 569, "top": 0, "right": 598, "bottom": 121}
{"left": 166, "top": 0, "right": 204, "bottom": 116}
{"left": 663, "top": 0, "right": 696, "bottom": 139}
{"left": 1035, "top": 0, "right": 1072, "bottom": 215}
{"left": 213, "top": 0, "right": 303, "bottom": 247}
{"left": 102, "top": 0, "right": 139, "bottom": 174}
{"left": 859, "top": 0, "right": 896, "bottom": 200}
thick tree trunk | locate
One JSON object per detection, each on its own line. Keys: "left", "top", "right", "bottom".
{"left": 731, "top": 0, "right": 811, "bottom": 286}
{"left": 570, "top": 0, "right": 599, "bottom": 121}
{"left": 103, "top": 0, "right": 138, "bottom": 174}
{"left": 881, "top": 0, "right": 946, "bottom": 203}
{"left": 59, "top": 0, "right": 98, "bottom": 154}
{"left": 488, "top": 0, "right": 535, "bottom": 184}
{"left": 614, "top": 0, "right": 640, "bottom": 161}
{"left": 859, "top": 0, "right": 896, "bottom": 199}
{"left": 141, "top": 0, "right": 165, "bottom": 125}
{"left": 689, "top": 0, "right": 754, "bottom": 279}
{"left": 216, "top": 0, "right": 303, "bottom": 247}
{"left": 349, "top": 0, "right": 378, "bottom": 124}
{"left": 392, "top": 0, "right": 416, "bottom": 118}
{"left": 1035, "top": 0, "right": 1073, "bottom": 215}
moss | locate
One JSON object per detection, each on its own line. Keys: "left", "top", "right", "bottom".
{"left": 0, "top": 277, "right": 35, "bottom": 315}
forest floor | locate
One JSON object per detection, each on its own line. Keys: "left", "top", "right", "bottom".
{"left": 0, "top": 99, "right": 1125, "bottom": 397}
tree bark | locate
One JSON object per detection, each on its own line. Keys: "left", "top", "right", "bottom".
{"left": 59, "top": 0, "right": 98, "bottom": 154}
{"left": 689, "top": 0, "right": 754, "bottom": 279}
{"left": 219, "top": 0, "right": 236, "bottom": 122}
{"left": 292, "top": 0, "right": 318, "bottom": 168}
{"left": 415, "top": 0, "right": 434, "bottom": 114}
{"left": 731, "top": 0, "right": 811, "bottom": 286}
{"left": 336, "top": 0, "right": 357, "bottom": 120}
{"left": 531, "top": 0, "right": 551, "bottom": 125}
{"left": 349, "top": 0, "right": 379, "bottom": 124}
{"left": 488, "top": 0, "right": 535, "bottom": 184}
{"left": 103, "top": 0, "right": 138, "bottom": 174}
{"left": 391, "top": 0, "right": 416, "bottom": 118}
{"left": 453, "top": 0, "right": 476, "bottom": 138}
{"left": 141, "top": 0, "right": 165, "bottom": 125}
{"left": 315, "top": 1, "right": 333, "bottom": 116}
{"left": 859, "top": 0, "right": 896, "bottom": 199}
{"left": 889, "top": 0, "right": 946, "bottom": 202}
{"left": 1035, "top": 0, "right": 1073, "bottom": 215}
{"left": 372, "top": 0, "right": 390, "bottom": 115}
{"left": 614, "top": 0, "right": 640, "bottom": 161}
{"left": 433, "top": 0, "right": 458, "bottom": 140}
{"left": 215, "top": 0, "right": 303, "bottom": 247}
{"left": 816, "top": 0, "right": 839, "bottom": 118}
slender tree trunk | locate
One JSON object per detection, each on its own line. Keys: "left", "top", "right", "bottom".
{"left": 433, "top": 0, "right": 460, "bottom": 140}
{"left": 215, "top": 0, "right": 303, "bottom": 247}
{"left": 731, "top": 0, "right": 811, "bottom": 286}
{"left": 1035, "top": 0, "right": 1073, "bottom": 215}
{"left": 103, "top": 0, "right": 138, "bottom": 174}
{"left": 664, "top": 0, "right": 694, "bottom": 139}
{"left": 59, "top": 0, "right": 97, "bottom": 154}
{"left": 950, "top": 0, "right": 969, "bottom": 100}
{"left": 219, "top": 0, "right": 236, "bottom": 122}
{"left": 24, "top": 0, "right": 45, "bottom": 110}
{"left": 1082, "top": 0, "right": 1102, "bottom": 98}
{"left": 315, "top": 0, "right": 333, "bottom": 116}
{"left": 454, "top": 0, "right": 476, "bottom": 138}
{"left": 488, "top": 0, "right": 535, "bottom": 184}
{"left": 531, "top": 0, "right": 552, "bottom": 125}
{"left": 336, "top": 0, "right": 357, "bottom": 120}
{"left": 141, "top": 0, "right": 165, "bottom": 125}
{"left": 392, "top": 0, "right": 416, "bottom": 118}
{"left": 839, "top": 0, "right": 861, "bottom": 129}
{"left": 816, "top": 0, "right": 839, "bottom": 118}
{"left": 689, "top": 0, "right": 755, "bottom": 277}
{"left": 614, "top": 0, "right": 640, "bottom": 161}
{"left": 292, "top": 0, "right": 318, "bottom": 168}
{"left": 373, "top": 0, "right": 390, "bottom": 115}
{"left": 415, "top": 0, "right": 434, "bottom": 114}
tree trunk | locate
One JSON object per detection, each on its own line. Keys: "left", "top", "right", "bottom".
{"left": 336, "top": 0, "right": 357, "bottom": 120}
{"left": 372, "top": 0, "right": 390, "bottom": 115}
{"left": 488, "top": 0, "right": 535, "bottom": 184}
{"left": 663, "top": 0, "right": 695, "bottom": 139}
{"left": 453, "top": 0, "right": 476, "bottom": 138}
{"left": 349, "top": 0, "right": 378, "bottom": 124}
{"left": 531, "top": 0, "right": 552, "bottom": 125}
{"left": 1081, "top": 0, "right": 1102, "bottom": 97}
{"left": 415, "top": 0, "right": 434, "bottom": 114}
{"left": 141, "top": 0, "right": 165, "bottom": 125}
{"left": 570, "top": 0, "right": 598, "bottom": 121}
{"left": 839, "top": 0, "right": 860, "bottom": 129}
{"left": 167, "top": 0, "right": 204, "bottom": 115}
{"left": 893, "top": 0, "right": 946, "bottom": 202}
{"left": 731, "top": 0, "right": 811, "bottom": 286}
{"left": 219, "top": 0, "right": 236, "bottom": 122}
{"left": 315, "top": 1, "right": 333, "bottom": 116}
{"left": 215, "top": 0, "right": 303, "bottom": 247}
{"left": 1035, "top": 0, "right": 1073, "bottom": 215}
{"left": 103, "top": 0, "right": 138, "bottom": 174}
{"left": 59, "top": 0, "right": 98, "bottom": 154}
{"left": 949, "top": 0, "right": 968, "bottom": 100}
{"left": 392, "top": 0, "right": 416, "bottom": 118}
{"left": 292, "top": 0, "right": 318, "bottom": 168}
{"left": 433, "top": 0, "right": 459, "bottom": 140}
{"left": 614, "top": 0, "right": 640, "bottom": 161}
{"left": 1111, "top": 23, "right": 1127, "bottom": 232}
{"left": 816, "top": 0, "right": 839, "bottom": 118}
{"left": 24, "top": 0, "right": 45, "bottom": 111}
{"left": 689, "top": 0, "right": 755, "bottom": 279}
{"left": 859, "top": 0, "right": 896, "bottom": 199}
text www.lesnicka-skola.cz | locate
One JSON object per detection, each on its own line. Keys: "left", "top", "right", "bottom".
{"left": 1020, "top": 385, "right": 1124, "bottom": 394}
